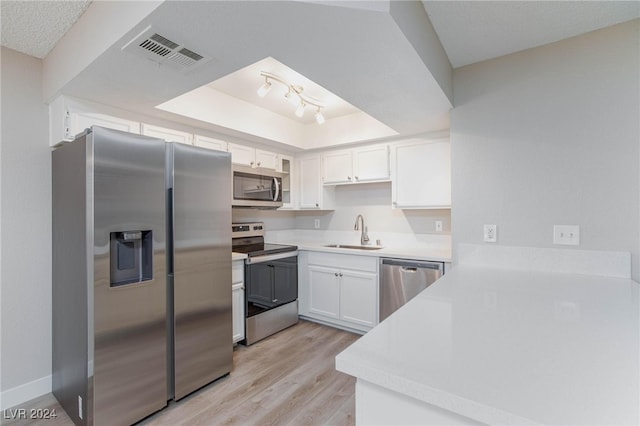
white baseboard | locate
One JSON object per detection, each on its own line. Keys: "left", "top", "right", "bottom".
{"left": 1, "top": 375, "right": 51, "bottom": 410}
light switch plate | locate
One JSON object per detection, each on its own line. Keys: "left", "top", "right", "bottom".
{"left": 314, "top": 219, "right": 320, "bottom": 229}
{"left": 435, "top": 220, "right": 443, "bottom": 232}
{"left": 483, "top": 224, "right": 497, "bottom": 243}
{"left": 553, "top": 225, "right": 579, "bottom": 245}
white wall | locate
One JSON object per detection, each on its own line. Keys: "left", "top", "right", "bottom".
{"left": 451, "top": 20, "right": 640, "bottom": 281}
{"left": 1, "top": 47, "right": 52, "bottom": 406}
{"left": 294, "top": 182, "right": 451, "bottom": 236}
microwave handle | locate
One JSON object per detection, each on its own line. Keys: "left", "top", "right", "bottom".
{"left": 272, "top": 177, "right": 280, "bottom": 202}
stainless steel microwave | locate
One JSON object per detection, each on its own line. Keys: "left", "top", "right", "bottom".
{"left": 232, "top": 164, "right": 283, "bottom": 208}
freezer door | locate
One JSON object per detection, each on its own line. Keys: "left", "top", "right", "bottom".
{"left": 92, "top": 127, "right": 168, "bottom": 425}
{"left": 170, "top": 143, "right": 232, "bottom": 400}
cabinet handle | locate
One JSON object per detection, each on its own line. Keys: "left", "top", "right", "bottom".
{"left": 347, "top": 176, "right": 352, "bottom": 181}
{"left": 334, "top": 272, "right": 339, "bottom": 277}
{"left": 339, "top": 273, "right": 343, "bottom": 277}
{"left": 355, "top": 176, "right": 358, "bottom": 180}
{"left": 315, "top": 203, "right": 319, "bottom": 207}
{"left": 392, "top": 201, "right": 397, "bottom": 205}
{"left": 257, "top": 162, "right": 261, "bottom": 166}
{"left": 250, "top": 161, "right": 254, "bottom": 166}
{"left": 272, "top": 299, "right": 278, "bottom": 303}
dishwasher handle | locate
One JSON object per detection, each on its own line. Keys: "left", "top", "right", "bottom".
{"left": 381, "top": 258, "right": 444, "bottom": 273}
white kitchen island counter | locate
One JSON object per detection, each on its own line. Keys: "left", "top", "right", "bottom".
{"left": 336, "top": 248, "right": 639, "bottom": 425}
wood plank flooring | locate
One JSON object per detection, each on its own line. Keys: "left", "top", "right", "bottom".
{"left": 2, "top": 320, "right": 359, "bottom": 426}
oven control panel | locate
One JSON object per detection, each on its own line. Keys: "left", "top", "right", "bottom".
{"left": 232, "top": 222, "right": 265, "bottom": 238}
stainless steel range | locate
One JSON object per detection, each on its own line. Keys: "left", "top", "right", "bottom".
{"left": 232, "top": 222, "right": 298, "bottom": 345}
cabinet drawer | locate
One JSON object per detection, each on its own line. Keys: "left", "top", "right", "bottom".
{"left": 232, "top": 260, "right": 244, "bottom": 284}
{"left": 307, "top": 252, "right": 377, "bottom": 272}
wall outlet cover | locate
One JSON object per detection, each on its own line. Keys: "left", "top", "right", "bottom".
{"left": 553, "top": 225, "right": 579, "bottom": 245}
{"left": 435, "top": 220, "right": 443, "bottom": 232}
{"left": 314, "top": 219, "right": 320, "bottom": 229}
{"left": 484, "top": 224, "right": 497, "bottom": 243}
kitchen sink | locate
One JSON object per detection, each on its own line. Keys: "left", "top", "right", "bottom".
{"left": 324, "top": 244, "right": 384, "bottom": 250}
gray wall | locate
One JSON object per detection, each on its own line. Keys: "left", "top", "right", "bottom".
{"left": 1, "top": 47, "right": 52, "bottom": 394}
{"left": 451, "top": 20, "right": 640, "bottom": 281}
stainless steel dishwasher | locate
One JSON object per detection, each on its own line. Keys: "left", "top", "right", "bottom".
{"left": 379, "top": 258, "right": 444, "bottom": 321}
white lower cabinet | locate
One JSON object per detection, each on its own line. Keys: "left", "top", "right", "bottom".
{"left": 301, "top": 251, "right": 378, "bottom": 333}
{"left": 232, "top": 259, "right": 245, "bottom": 344}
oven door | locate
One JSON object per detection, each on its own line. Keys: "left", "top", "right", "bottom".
{"left": 232, "top": 165, "right": 283, "bottom": 208}
{"left": 245, "top": 252, "right": 298, "bottom": 315}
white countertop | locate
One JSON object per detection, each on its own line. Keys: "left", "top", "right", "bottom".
{"left": 232, "top": 252, "right": 247, "bottom": 261}
{"left": 336, "top": 265, "right": 640, "bottom": 425}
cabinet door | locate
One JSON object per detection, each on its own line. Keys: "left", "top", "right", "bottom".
{"left": 255, "top": 149, "right": 278, "bottom": 170}
{"left": 141, "top": 124, "right": 192, "bottom": 144}
{"left": 340, "top": 270, "right": 377, "bottom": 327}
{"left": 194, "top": 135, "right": 227, "bottom": 152}
{"left": 323, "top": 150, "right": 353, "bottom": 184}
{"left": 246, "top": 263, "right": 274, "bottom": 307}
{"left": 299, "top": 156, "right": 321, "bottom": 209}
{"left": 228, "top": 143, "right": 255, "bottom": 166}
{"left": 232, "top": 283, "right": 245, "bottom": 343}
{"left": 272, "top": 257, "right": 298, "bottom": 305}
{"left": 392, "top": 140, "right": 451, "bottom": 209}
{"left": 354, "top": 145, "right": 389, "bottom": 182}
{"left": 72, "top": 112, "right": 140, "bottom": 138}
{"left": 308, "top": 265, "right": 340, "bottom": 319}
{"left": 278, "top": 154, "right": 294, "bottom": 209}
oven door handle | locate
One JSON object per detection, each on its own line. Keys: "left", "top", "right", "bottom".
{"left": 246, "top": 250, "right": 298, "bottom": 264}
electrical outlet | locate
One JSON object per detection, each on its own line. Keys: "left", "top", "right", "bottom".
{"left": 435, "top": 220, "right": 443, "bottom": 232}
{"left": 314, "top": 219, "right": 320, "bottom": 229}
{"left": 483, "top": 224, "right": 497, "bottom": 243}
{"left": 553, "top": 225, "right": 579, "bottom": 245}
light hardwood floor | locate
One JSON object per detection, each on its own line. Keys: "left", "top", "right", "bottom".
{"left": 2, "top": 320, "right": 359, "bottom": 426}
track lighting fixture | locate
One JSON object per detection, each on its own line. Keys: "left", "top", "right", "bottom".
{"left": 257, "top": 71, "right": 325, "bottom": 124}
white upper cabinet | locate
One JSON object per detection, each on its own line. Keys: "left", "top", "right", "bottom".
{"left": 255, "top": 149, "right": 278, "bottom": 170}
{"left": 299, "top": 155, "right": 334, "bottom": 210}
{"left": 194, "top": 135, "right": 228, "bottom": 152}
{"left": 70, "top": 112, "right": 140, "bottom": 140}
{"left": 391, "top": 139, "right": 451, "bottom": 209}
{"left": 228, "top": 143, "right": 278, "bottom": 170}
{"left": 323, "top": 150, "right": 353, "bottom": 184}
{"left": 354, "top": 144, "right": 390, "bottom": 183}
{"left": 322, "top": 144, "right": 389, "bottom": 185}
{"left": 141, "top": 124, "right": 193, "bottom": 145}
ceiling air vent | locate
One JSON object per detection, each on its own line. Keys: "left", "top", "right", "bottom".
{"left": 122, "top": 26, "right": 211, "bottom": 72}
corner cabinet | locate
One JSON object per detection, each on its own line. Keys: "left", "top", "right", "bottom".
{"left": 298, "top": 155, "right": 334, "bottom": 210}
{"left": 391, "top": 139, "right": 451, "bottom": 209}
{"left": 299, "top": 251, "right": 378, "bottom": 333}
{"left": 232, "top": 259, "right": 245, "bottom": 344}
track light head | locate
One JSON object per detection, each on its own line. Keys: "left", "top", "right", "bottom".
{"left": 315, "top": 108, "right": 325, "bottom": 124}
{"left": 295, "top": 102, "right": 306, "bottom": 118}
{"left": 257, "top": 80, "right": 271, "bottom": 98}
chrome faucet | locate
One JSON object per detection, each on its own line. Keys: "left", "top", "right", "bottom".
{"left": 354, "top": 214, "right": 370, "bottom": 245}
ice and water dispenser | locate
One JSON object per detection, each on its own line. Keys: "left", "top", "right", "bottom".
{"left": 109, "top": 230, "right": 153, "bottom": 286}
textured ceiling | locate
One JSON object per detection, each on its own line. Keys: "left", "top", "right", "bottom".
{"left": 422, "top": 1, "right": 640, "bottom": 68}
{"left": 0, "top": 0, "right": 91, "bottom": 59}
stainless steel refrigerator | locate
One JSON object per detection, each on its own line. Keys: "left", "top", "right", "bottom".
{"left": 52, "top": 126, "right": 232, "bottom": 426}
